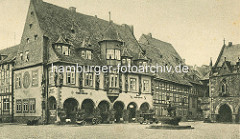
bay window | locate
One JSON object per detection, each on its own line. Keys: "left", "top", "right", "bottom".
{"left": 107, "top": 49, "right": 120, "bottom": 60}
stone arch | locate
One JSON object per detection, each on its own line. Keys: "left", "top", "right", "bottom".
{"left": 81, "top": 99, "right": 95, "bottom": 115}
{"left": 215, "top": 103, "right": 234, "bottom": 114}
{"left": 127, "top": 102, "right": 138, "bottom": 122}
{"left": 98, "top": 100, "right": 110, "bottom": 122}
{"left": 113, "top": 101, "right": 125, "bottom": 123}
{"left": 216, "top": 104, "right": 232, "bottom": 122}
{"left": 63, "top": 98, "right": 79, "bottom": 119}
{"left": 140, "top": 102, "right": 150, "bottom": 113}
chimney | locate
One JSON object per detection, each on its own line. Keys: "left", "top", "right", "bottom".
{"left": 129, "top": 25, "right": 134, "bottom": 35}
{"left": 148, "top": 33, "right": 152, "bottom": 38}
{"left": 69, "top": 7, "right": 76, "bottom": 13}
{"left": 228, "top": 42, "right": 232, "bottom": 46}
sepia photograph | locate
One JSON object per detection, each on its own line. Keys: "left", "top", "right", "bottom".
{"left": 0, "top": 0, "right": 239, "bottom": 138}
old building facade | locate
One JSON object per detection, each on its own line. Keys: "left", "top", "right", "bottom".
{"left": 209, "top": 42, "right": 240, "bottom": 123}
{"left": 0, "top": 0, "right": 208, "bottom": 123}
{"left": 0, "top": 45, "right": 18, "bottom": 122}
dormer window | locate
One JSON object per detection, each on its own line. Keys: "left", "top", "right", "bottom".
{"left": 107, "top": 49, "right": 120, "bottom": 60}
{"left": 81, "top": 51, "right": 85, "bottom": 58}
{"left": 62, "top": 46, "right": 70, "bottom": 55}
{"left": 127, "top": 59, "right": 131, "bottom": 66}
{"left": 81, "top": 50, "right": 92, "bottom": 60}
{"left": 34, "top": 35, "right": 38, "bottom": 40}
{"left": 26, "top": 38, "right": 30, "bottom": 43}
{"left": 20, "top": 53, "right": 23, "bottom": 61}
{"left": 122, "top": 59, "right": 126, "bottom": 64}
{"left": 25, "top": 51, "right": 29, "bottom": 62}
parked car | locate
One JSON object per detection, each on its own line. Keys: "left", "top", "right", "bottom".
{"left": 139, "top": 113, "right": 158, "bottom": 124}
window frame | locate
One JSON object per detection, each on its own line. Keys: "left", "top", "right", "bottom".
{"left": 130, "top": 78, "right": 137, "bottom": 91}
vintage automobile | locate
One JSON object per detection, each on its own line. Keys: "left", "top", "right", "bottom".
{"left": 139, "top": 113, "right": 159, "bottom": 124}
{"left": 76, "top": 113, "right": 102, "bottom": 125}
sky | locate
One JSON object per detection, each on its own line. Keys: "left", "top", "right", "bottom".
{"left": 0, "top": 0, "right": 239, "bottom": 66}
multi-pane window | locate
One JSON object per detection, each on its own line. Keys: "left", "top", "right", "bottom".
{"left": 110, "top": 75, "right": 118, "bottom": 88}
{"left": 23, "top": 99, "right": 29, "bottom": 113}
{"left": 16, "top": 99, "right": 22, "bottom": 113}
{"left": 29, "top": 98, "right": 36, "bottom": 113}
{"left": 32, "top": 70, "right": 38, "bottom": 87}
{"left": 3, "top": 98, "right": 10, "bottom": 111}
{"left": 107, "top": 49, "right": 114, "bottom": 59}
{"left": 84, "top": 73, "right": 93, "bottom": 87}
{"left": 114, "top": 50, "right": 120, "bottom": 60}
{"left": 143, "top": 80, "right": 149, "bottom": 92}
{"left": 106, "top": 49, "right": 120, "bottom": 60}
{"left": 130, "top": 78, "right": 136, "bottom": 91}
{"left": 66, "top": 67, "right": 75, "bottom": 84}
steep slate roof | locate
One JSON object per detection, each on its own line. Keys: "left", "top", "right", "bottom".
{"left": 214, "top": 43, "right": 240, "bottom": 68}
{"left": 32, "top": 0, "right": 142, "bottom": 65}
{"left": 0, "top": 45, "right": 19, "bottom": 64}
{"left": 139, "top": 34, "right": 191, "bottom": 86}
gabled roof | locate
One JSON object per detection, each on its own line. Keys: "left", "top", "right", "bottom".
{"left": 0, "top": 45, "right": 19, "bottom": 64}
{"left": 214, "top": 43, "right": 240, "bottom": 68}
{"left": 139, "top": 34, "right": 190, "bottom": 86}
{"left": 31, "top": 0, "right": 142, "bottom": 65}
{"left": 55, "top": 35, "right": 71, "bottom": 45}
{"left": 101, "top": 21, "right": 122, "bottom": 42}
{"left": 121, "top": 46, "right": 132, "bottom": 58}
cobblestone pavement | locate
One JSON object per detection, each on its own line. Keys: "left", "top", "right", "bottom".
{"left": 0, "top": 122, "right": 239, "bottom": 139}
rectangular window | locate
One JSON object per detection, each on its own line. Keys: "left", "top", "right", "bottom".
{"left": 107, "top": 49, "right": 114, "bottom": 59}
{"left": 20, "top": 52, "right": 23, "bottom": 61}
{"left": 127, "top": 59, "right": 131, "bottom": 66}
{"left": 81, "top": 51, "right": 86, "bottom": 58}
{"left": 3, "top": 98, "right": 10, "bottom": 111}
{"left": 86, "top": 50, "right": 92, "bottom": 60}
{"left": 66, "top": 67, "right": 75, "bottom": 85}
{"left": 110, "top": 75, "right": 118, "bottom": 88}
{"left": 114, "top": 49, "right": 120, "bottom": 60}
{"left": 62, "top": 46, "right": 69, "bottom": 55}
{"left": 84, "top": 73, "right": 93, "bottom": 87}
{"left": 23, "top": 99, "right": 29, "bottom": 113}
{"left": 143, "top": 80, "right": 149, "bottom": 92}
{"left": 32, "top": 70, "right": 38, "bottom": 87}
{"left": 130, "top": 78, "right": 136, "bottom": 91}
{"left": 16, "top": 99, "right": 22, "bottom": 113}
{"left": 29, "top": 98, "right": 36, "bottom": 113}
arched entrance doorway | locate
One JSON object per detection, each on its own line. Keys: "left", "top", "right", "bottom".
{"left": 63, "top": 98, "right": 79, "bottom": 119}
{"left": 140, "top": 102, "right": 150, "bottom": 113}
{"left": 113, "top": 101, "right": 124, "bottom": 123}
{"left": 48, "top": 96, "right": 57, "bottom": 123}
{"left": 216, "top": 104, "right": 232, "bottom": 122}
{"left": 127, "top": 102, "right": 137, "bottom": 122}
{"left": 49, "top": 96, "right": 57, "bottom": 110}
{"left": 81, "top": 99, "right": 95, "bottom": 116}
{"left": 98, "top": 101, "right": 110, "bottom": 122}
